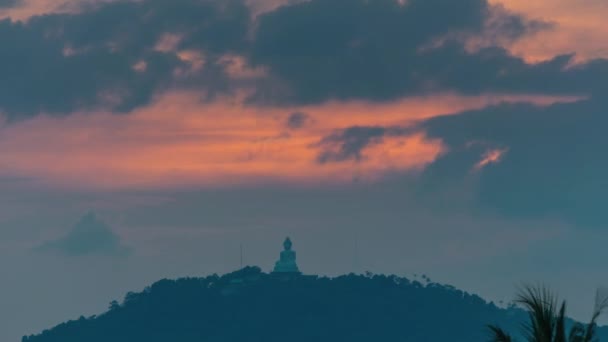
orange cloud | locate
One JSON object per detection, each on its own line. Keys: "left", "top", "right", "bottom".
{"left": 473, "top": 147, "right": 509, "bottom": 171}
{"left": 0, "top": 0, "right": 96, "bottom": 21}
{"left": 0, "top": 92, "right": 579, "bottom": 190}
{"left": 492, "top": 0, "right": 608, "bottom": 62}
{"left": 0, "top": 1, "right": 56, "bottom": 21}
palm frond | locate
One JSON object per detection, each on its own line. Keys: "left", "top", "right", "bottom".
{"left": 516, "top": 285, "right": 558, "bottom": 342}
{"left": 554, "top": 301, "right": 567, "bottom": 342}
{"left": 583, "top": 288, "right": 608, "bottom": 342}
{"left": 486, "top": 286, "right": 605, "bottom": 342}
{"left": 487, "top": 324, "right": 513, "bottom": 342}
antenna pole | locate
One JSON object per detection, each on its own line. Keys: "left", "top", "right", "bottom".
{"left": 354, "top": 232, "right": 359, "bottom": 273}
{"left": 240, "top": 243, "right": 243, "bottom": 269}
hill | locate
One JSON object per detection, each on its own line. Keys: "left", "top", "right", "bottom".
{"left": 22, "top": 267, "right": 608, "bottom": 342}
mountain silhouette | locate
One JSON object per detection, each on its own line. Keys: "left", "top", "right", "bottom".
{"left": 22, "top": 267, "right": 608, "bottom": 342}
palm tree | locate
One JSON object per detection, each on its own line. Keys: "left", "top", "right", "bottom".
{"left": 488, "top": 285, "right": 608, "bottom": 342}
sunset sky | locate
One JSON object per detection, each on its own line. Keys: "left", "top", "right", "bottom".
{"left": 1, "top": 0, "right": 608, "bottom": 340}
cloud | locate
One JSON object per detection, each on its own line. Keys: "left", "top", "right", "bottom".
{"left": 0, "top": 0, "right": 251, "bottom": 119}
{"left": 36, "top": 212, "right": 131, "bottom": 256}
{"left": 0, "top": 91, "right": 578, "bottom": 190}
{"left": 317, "top": 126, "right": 399, "bottom": 163}
{"left": 0, "top": 0, "right": 604, "bottom": 217}
{"left": 494, "top": 0, "right": 608, "bottom": 61}
{"left": 0, "top": 0, "right": 21, "bottom": 9}
{"left": 248, "top": 0, "right": 606, "bottom": 105}
{"left": 286, "top": 111, "right": 309, "bottom": 129}
{"left": 418, "top": 97, "right": 608, "bottom": 226}
{"left": 473, "top": 147, "right": 509, "bottom": 171}
{"left": 0, "top": 0, "right": 605, "bottom": 120}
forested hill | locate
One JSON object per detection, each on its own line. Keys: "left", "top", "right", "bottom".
{"left": 22, "top": 267, "right": 608, "bottom": 342}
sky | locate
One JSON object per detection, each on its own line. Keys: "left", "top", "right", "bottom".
{"left": 0, "top": 0, "right": 607, "bottom": 340}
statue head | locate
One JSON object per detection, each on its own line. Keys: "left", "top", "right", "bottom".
{"left": 283, "top": 237, "right": 292, "bottom": 251}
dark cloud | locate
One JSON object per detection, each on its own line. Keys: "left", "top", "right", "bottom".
{"left": 0, "top": 0, "right": 251, "bottom": 119}
{"left": 36, "top": 212, "right": 131, "bottom": 256}
{"left": 316, "top": 126, "right": 412, "bottom": 163}
{"left": 286, "top": 111, "right": 309, "bottom": 129}
{"left": 248, "top": 0, "right": 598, "bottom": 104}
{"left": 0, "top": 0, "right": 21, "bottom": 9}
{"left": 479, "top": 3, "right": 554, "bottom": 46}
{"left": 0, "top": 0, "right": 606, "bottom": 119}
{"left": 419, "top": 97, "right": 608, "bottom": 227}
{"left": 317, "top": 126, "right": 387, "bottom": 163}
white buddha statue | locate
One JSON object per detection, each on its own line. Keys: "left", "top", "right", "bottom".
{"left": 272, "top": 237, "right": 301, "bottom": 274}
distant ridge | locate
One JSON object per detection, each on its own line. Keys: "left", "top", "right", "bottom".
{"left": 23, "top": 267, "right": 608, "bottom": 342}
